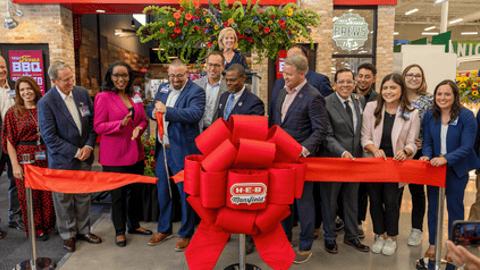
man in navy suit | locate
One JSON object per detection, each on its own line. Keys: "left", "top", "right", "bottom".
{"left": 317, "top": 68, "right": 369, "bottom": 254}
{"left": 38, "top": 60, "right": 101, "bottom": 252}
{"left": 217, "top": 64, "right": 264, "bottom": 121}
{"left": 270, "top": 53, "right": 327, "bottom": 264}
{"left": 147, "top": 59, "right": 205, "bottom": 252}
{"left": 269, "top": 45, "right": 333, "bottom": 126}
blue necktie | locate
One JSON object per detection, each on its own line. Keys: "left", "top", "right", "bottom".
{"left": 224, "top": 94, "right": 235, "bottom": 120}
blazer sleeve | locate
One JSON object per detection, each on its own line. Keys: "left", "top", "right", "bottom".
{"left": 323, "top": 118, "right": 346, "bottom": 157}
{"left": 444, "top": 109, "right": 478, "bottom": 166}
{"left": 361, "top": 102, "right": 376, "bottom": 150}
{"left": 250, "top": 97, "right": 265, "bottom": 116}
{"left": 404, "top": 109, "right": 420, "bottom": 156}
{"left": 302, "top": 93, "right": 327, "bottom": 153}
{"left": 85, "top": 91, "right": 97, "bottom": 147}
{"left": 421, "top": 110, "right": 434, "bottom": 159}
{"left": 165, "top": 85, "right": 205, "bottom": 124}
{"left": 319, "top": 75, "right": 334, "bottom": 97}
{"left": 38, "top": 98, "right": 79, "bottom": 159}
{"left": 93, "top": 92, "right": 123, "bottom": 135}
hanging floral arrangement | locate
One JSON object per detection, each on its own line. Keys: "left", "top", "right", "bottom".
{"left": 138, "top": 0, "right": 321, "bottom": 63}
{"left": 457, "top": 70, "right": 480, "bottom": 104}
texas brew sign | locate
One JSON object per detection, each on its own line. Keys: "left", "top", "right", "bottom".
{"left": 332, "top": 12, "right": 369, "bottom": 52}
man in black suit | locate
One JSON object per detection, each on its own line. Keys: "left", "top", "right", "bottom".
{"left": 216, "top": 64, "right": 264, "bottom": 120}
{"left": 0, "top": 56, "right": 25, "bottom": 238}
{"left": 318, "top": 68, "right": 370, "bottom": 254}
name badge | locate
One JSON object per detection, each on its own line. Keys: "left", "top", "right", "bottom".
{"left": 160, "top": 86, "right": 170, "bottom": 93}
{"left": 132, "top": 95, "right": 143, "bottom": 104}
{"left": 79, "top": 105, "right": 91, "bottom": 117}
{"left": 35, "top": 151, "right": 47, "bottom": 160}
{"left": 7, "top": 90, "right": 15, "bottom": 98}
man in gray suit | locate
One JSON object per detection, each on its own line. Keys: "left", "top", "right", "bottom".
{"left": 38, "top": 60, "right": 101, "bottom": 252}
{"left": 318, "top": 68, "right": 369, "bottom": 254}
{"left": 194, "top": 51, "right": 227, "bottom": 132}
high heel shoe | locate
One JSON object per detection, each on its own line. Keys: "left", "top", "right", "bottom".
{"left": 116, "top": 235, "right": 126, "bottom": 247}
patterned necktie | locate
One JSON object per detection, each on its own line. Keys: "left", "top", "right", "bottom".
{"left": 224, "top": 94, "right": 235, "bottom": 120}
{"left": 344, "top": 100, "right": 353, "bottom": 124}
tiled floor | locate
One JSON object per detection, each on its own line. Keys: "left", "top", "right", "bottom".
{"left": 56, "top": 175, "right": 480, "bottom": 270}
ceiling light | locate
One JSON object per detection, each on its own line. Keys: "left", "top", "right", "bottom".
{"left": 424, "top": 26, "right": 436, "bottom": 31}
{"left": 96, "top": 10, "right": 106, "bottom": 13}
{"left": 449, "top": 18, "right": 463, "bottom": 24}
{"left": 461, "top": 32, "right": 478, "bottom": 35}
{"left": 422, "top": 32, "right": 439, "bottom": 35}
{"left": 405, "top": 8, "right": 419, "bottom": 15}
{"left": 394, "top": 32, "right": 399, "bottom": 35}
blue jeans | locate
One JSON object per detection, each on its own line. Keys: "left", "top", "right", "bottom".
{"left": 155, "top": 147, "right": 195, "bottom": 238}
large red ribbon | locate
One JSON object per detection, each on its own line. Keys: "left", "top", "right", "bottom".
{"left": 185, "top": 116, "right": 301, "bottom": 270}
{"left": 23, "top": 164, "right": 158, "bottom": 193}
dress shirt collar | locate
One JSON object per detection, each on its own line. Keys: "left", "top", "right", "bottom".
{"left": 231, "top": 85, "right": 245, "bottom": 98}
{"left": 335, "top": 92, "right": 352, "bottom": 104}
{"left": 56, "top": 86, "right": 74, "bottom": 100}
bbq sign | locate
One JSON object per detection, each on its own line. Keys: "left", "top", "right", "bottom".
{"left": 8, "top": 50, "right": 46, "bottom": 94}
{"left": 332, "top": 12, "right": 369, "bottom": 51}
{"left": 230, "top": 183, "right": 267, "bottom": 206}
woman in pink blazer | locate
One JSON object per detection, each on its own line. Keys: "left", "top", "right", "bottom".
{"left": 94, "top": 62, "right": 152, "bottom": 247}
{"left": 361, "top": 73, "right": 420, "bottom": 256}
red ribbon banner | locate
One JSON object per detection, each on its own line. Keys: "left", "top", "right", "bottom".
{"left": 23, "top": 165, "right": 158, "bottom": 193}
{"left": 184, "top": 115, "right": 302, "bottom": 270}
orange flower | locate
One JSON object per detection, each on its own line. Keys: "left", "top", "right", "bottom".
{"left": 185, "top": 13, "right": 193, "bottom": 21}
{"left": 174, "top": 27, "right": 181, "bottom": 34}
{"left": 173, "top": 12, "right": 181, "bottom": 20}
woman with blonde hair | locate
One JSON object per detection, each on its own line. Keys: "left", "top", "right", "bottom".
{"left": 218, "top": 27, "right": 248, "bottom": 70}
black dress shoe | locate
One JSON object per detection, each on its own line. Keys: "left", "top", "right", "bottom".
{"left": 76, "top": 232, "right": 102, "bottom": 244}
{"left": 63, "top": 237, "right": 76, "bottom": 252}
{"left": 344, "top": 238, "right": 370, "bottom": 252}
{"left": 325, "top": 239, "right": 338, "bottom": 254}
{"left": 36, "top": 233, "right": 50, "bottom": 242}
{"left": 127, "top": 228, "right": 153, "bottom": 235}
{"left": 334, "top": 218, "right": 344, "bottom": 232}
{"left": 116, "top": 236, "right": 126, "bottom": 247}
{"left": 8, "top": 220, "right": 26, "bottom": 231}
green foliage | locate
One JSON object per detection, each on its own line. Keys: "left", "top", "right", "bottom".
{"left": 137, "top": 0, "right": 322, "bottom": 63}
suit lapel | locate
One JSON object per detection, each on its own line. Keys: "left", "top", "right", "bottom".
{"left": 391, "top": 105, "right": 404, "bottom": 151}
{"left": 72, "top": 88, "right": 87, "bottom": 134}
{"left": 332, "top": 94, "right": 354, "bottom": 133}
{"left": 282, "top": 84, "right": 309, "bottom": 124}
{"left": 275, "top": 88, "right": 287, "bottom": 126}
{"left": 51, "top": 86, "right": 78, "bottom": 129}
{"left": 232, "top": 89, "right": 248, "bottom": 115}
{"left": 352, "top": 96, "right": 362, "bottom": 133}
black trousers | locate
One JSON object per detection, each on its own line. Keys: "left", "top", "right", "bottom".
{"left": 367, "top": 183, "right": 400, "bottom": 237}
{"left": 103, "top": 161, "right": 145, "bottom": 236}
{"left": 357, "top": 183, "right": 369, "bottom": 224}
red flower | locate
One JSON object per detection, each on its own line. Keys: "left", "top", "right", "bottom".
{"left": 174, "top": 27, "right": 181, "bottom": 34}
{"left": 468, "top": 81, "right": 472, "bottom": 85}
{"left": 144, "top": 160, "right": 147, "bottom": 165}
{"left": 176, "top": 20, "right": 180, "bottom": 25}
{"left": 271, "top": 33, "right": 275, "bottom": 37}
{"left": 207, "top": 42, "right": 212, "bottom": 48}
{"left": 223, "top": 22, "right": 228, "bottom": 27}
{"left": 264, "top": 27, "right": 270, "bottom": 34}
{"left": 149, "top": 151, "right": 154, "bottom": 156}
{"left": 281, "top": 25, "right": 286, "bottom": 29}
{"left": 195, "top": 10, "right": 200, "bottom": 15}
{"left": 185, "top": 13, "right": 193, "bottom": 21}
{"left": 271, "top": 15, "right": 275, "bottom": 19}
{"left": 238, "top": 34, "right": 244, "bottom": 38}
{"left": 173, "top": 12, "right": 181, "bottom": 20}
{"left": 179, "top": 7, "right": 184, "bottom": 12}
{"left": 279, "top": 19, "right": 286, "bottom": 26}
{"left": 258, "top": 25, "right": 262, "bottom": 30}
{"left": 184, "top": 22, "right": 189, "bottom": 26}
{"left": 287, "top": 31, "right": 291, "bottom": 34}
{"left": 171, "top": 34, "right": 176, "bottom": 38}
{"left": 160, "top": 28, "right": 165, "bottom": 33}
{"left": 194, "top": 26, "right": 200, "bottom": 31}
{"left": 467, "top": 72, "right": 470, "bottom": 77}
{"left": 151, "top": 161, "right": 156, "bottom": 167}
{"left": 259, "top": 9, "right": 263, "bottom": 14}
{"left": 295, "top": 25, "right": 298, "bottom": 29}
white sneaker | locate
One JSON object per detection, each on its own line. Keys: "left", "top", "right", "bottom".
{"left": 407, "top": 228, "right": 423, "bottom": 246}
{"left": 382, "top": 238, "right": 397, "bottom": 256}
{"left": 371, "top": 235, "right": 385, "bottom": 254}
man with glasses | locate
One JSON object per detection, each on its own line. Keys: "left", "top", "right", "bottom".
{"left": 38, "top": 60, "right": 101, "bottom": 252}
{"left": 354, "top": 63, "right": 378, "bottom": 103}
{"left": 147, "top": 59, "right": 205, "bottom": 252}
{"left": 194, "top": 51, "right": 227, "bottom": 132}
{"left": 317, "top": 68, "right": 370, "bottom": 255}
{"left": 217, "top": 64, "right": 264, "bottom": 121}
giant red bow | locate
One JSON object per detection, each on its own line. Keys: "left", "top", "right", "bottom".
{"left": 184, "top": 115, "right": 305, "bottom": 270}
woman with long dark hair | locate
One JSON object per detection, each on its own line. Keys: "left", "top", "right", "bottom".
{"left": 420, "top": 80, "right": 480, "bottom": 259}
{"left": 2, "top": 76, "right": 55, "bottom": 240}
{"left": 398, "top": 64, "right": 433, "bottom": 246}
{"left": 94, "top": 62, "right": 152, "bottom": 247}
{"left": 361, "top": 73, "right": 420, "bottom": 255}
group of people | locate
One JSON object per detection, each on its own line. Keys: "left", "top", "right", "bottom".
{"left": 0, "top": 28, "right": 478, "bottom": 269}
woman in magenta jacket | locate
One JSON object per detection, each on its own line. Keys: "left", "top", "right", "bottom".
{"left": 94, "top": 62, "right": 152, "bottom": 247}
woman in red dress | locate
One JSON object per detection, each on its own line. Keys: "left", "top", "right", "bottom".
{"left": 2, "top": 76, "right": 55, "bottom": 240}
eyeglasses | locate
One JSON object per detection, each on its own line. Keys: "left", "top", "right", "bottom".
{"left": 168, "top": 72, "right": 187, "bottom": 79}
{"left": 337, "top": 80, "right": 355, "bottom": 84}
{"left": 405, "top": 74, "right": 422, "bottom": 80}
{"left": 207, "top": 63, "right": 222, "bottom": 69}
{"left": 112, "top": 74, "right": 129, "bottom": 79}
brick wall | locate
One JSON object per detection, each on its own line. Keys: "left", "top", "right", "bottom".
{"left": 0, "top": 4, "right": 75, "bottom": 78}
{"left": 376, "top": 5, "right": 396, "bottom": 92}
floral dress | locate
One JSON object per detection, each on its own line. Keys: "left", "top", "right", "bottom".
{"left": 2, "top": 107, "right": 55, "bottom": 236}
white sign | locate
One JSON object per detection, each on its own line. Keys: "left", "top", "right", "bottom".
{"left": 332, "top": 12, "right": 369, "bottom": 52}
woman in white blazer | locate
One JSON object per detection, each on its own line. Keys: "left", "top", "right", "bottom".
{"left": 361, "top": 73, "right": 420, "bottom": 255}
